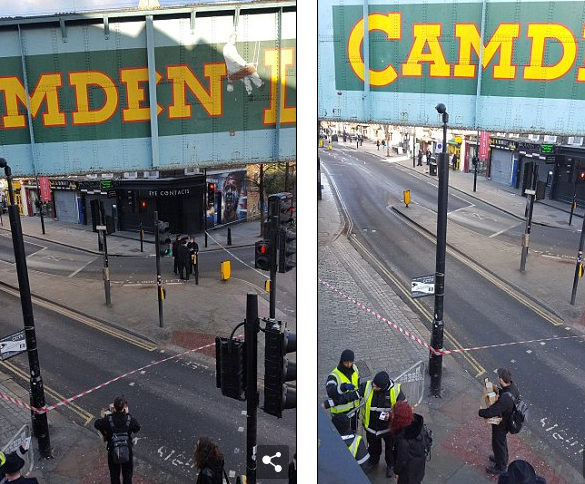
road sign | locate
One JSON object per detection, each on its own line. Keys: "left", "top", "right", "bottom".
{"left": 96, "top": 225, "right": 107, "bottom": 231}
{"left": 0, "top": 330, "right": 26, "bottom": 360}
{"left": 411, "top": 275, "right": 435, "bottom": 298}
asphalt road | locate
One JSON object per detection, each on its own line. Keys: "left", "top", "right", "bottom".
{"left": 320, "top": 147, "right": 585, "bottom": 475}
{"left": 0, "top": 290, "right": 296, "bottom": 483}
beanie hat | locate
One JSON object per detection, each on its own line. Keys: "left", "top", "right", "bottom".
{"left": 339, "top": 349, "right": 354, "bottom": 364}
{"left": 3, "top": 453, "right": 25, "bottom": 474}
{"left": 373, "top": 371, "right": 391, "bottom": 391}
{"left": 506, "top": 460, "right": 537, "bottom": 484}
{"left": 331, "top": 413, "right": 351, "bottom": 435}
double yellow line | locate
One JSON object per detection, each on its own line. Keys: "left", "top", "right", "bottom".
{"left": 0, "top": 359, "right": 94, "bottom": 425}
{"left": 351, "top": 236, "right": 486, "bottom": 378}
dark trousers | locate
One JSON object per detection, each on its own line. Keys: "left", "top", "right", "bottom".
{"left": 108, "top": 455, "right": 133, "bottom": 484}
{"left": 178, "top": 261, "right": 189, "bottom": 280}
{"left": 173, "top": 256, "right": 178, "bottom": 274}
{"left": 366, "top": 431, "right": 395, "bottom": 468}
{"left": 491, "top": 425, "right": 508, "bottom": 470}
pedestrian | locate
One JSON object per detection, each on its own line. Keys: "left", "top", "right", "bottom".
{"left": 321, "top": 349, "right": 361, "bottom": 432}
{"left": 0, "top": 452, "right": 39, "bottom": 484}
{"left": 194, "top": 436, "right": 228, "bottom": 484}
{"left": 497, "top": 460, "right": 547, "bottom": 484}
{"left": 426, "top": 149, "right": 431, "bottom": 164}
{"left": 331, "top": 413, "right": 370, "bottom": 472}
{"left": 0, "top": 437, "right": 31, "bottom": 483}
{"left": 94, "top": 396, "right": 141, "bottom": 484}
{"left": 172, "top": 234, "right": 181, "bottom": 275}
{"left": 390, "top": 400, "right": 427, "bottom": 484}
{"left": 188, "top": 235, "right": 199, "bottom": 276}
{"left": 356, "top": 137, "right": 359, "bottom": 149}
{"left": 451, "top": 153, "right": 458, "bottom": 170}
{"left": 288, "top": 452, "right": 296, "bottom": 484}
{"left": 358, "top": 371, "right": 406, "bottom": 478}
{"left": 478, "top": 368, "right": 520, "bottom": 475}
{"left": 178, "top": 236, "right": 190, "bottom": 280}
{"left": 417, "top": 149, "right": 423, "bottom": 166}
{"left": 376, "top": 139, "right": 380, "bottom": 150}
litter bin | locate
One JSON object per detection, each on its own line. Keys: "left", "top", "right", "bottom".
{"left": 429, "top": 162, "right": 437, "bottom": 176}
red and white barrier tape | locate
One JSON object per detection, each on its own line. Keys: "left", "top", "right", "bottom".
{"left": 0, "top": 339, "right": 218, "bottom": 415}
{"left": 318, "top": 277, "right": 582, "bottom": 356}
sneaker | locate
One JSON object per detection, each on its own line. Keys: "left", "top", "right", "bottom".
{"left": 485, "top": 464, "right": 505, "bottom": 475}
{"left": 386, "top": 466, "right": 394, "bottom": 478}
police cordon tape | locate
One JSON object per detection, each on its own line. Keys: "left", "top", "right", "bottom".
{"left": 0, "top": 339, "right": 220, "bottom": 415}
{"left": 205, "top": 230, "right": 268, "bottom": 280}
{"left": 318, "top": 277, "right": 583, "bottom": 356}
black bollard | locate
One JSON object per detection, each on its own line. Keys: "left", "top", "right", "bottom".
{"left": 227, "top": 227, "right": 232, "bottom": 246}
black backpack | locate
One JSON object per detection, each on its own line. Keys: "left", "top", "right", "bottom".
{"left": 503, "top": 392, "right": 528, "bottom": 434}
{"left": 108, "top": 415, "right": 131, "bottom": 464}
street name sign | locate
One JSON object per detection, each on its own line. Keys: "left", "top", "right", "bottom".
{"left": 0, "top": 330, "right": 26, "bottom": 360}
{"left": 411, "top": 275, "right": 435, "bottom": 298}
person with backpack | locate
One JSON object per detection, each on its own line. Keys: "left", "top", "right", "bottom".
{"left": 94, "top": 396, "right": 141, "bottom": 484}
{"left": 478, "top": 368, "right": 520, "bottom": 475}
{"left": 194, "top": 436, "right": 228, "bottom": 484}
{"left": 390, "top": 400, "right": 428, "bottom": 484}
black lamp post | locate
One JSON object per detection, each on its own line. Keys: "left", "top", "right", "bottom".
{"left": 429, "top": 104, "right": 449, "bottom": 397}
{"left": 0, "top": 158, "right": 52, "bottom": 457}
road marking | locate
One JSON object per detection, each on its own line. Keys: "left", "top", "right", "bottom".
{"left": 68, "top": 257, "right": 97, "bottom": 278}
{"left": 0, "top": 359, "right": 94, "bottom": 425}
{"left": 392, "top": 208, "right": 565, "bottom": 327}
{"left": 0, "top": 284, "right": 157, "bottom": 351}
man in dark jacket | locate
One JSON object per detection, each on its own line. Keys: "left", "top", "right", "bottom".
{"left": 94, "top": 396, "right": 141, "bottom": 484}
{"left": 177, "top": 237, "right": 191, "bottom": 281}
{"left": 1, "top": 452, "right": 39, "bottom": 483}
{"left": 321, "top": 349, "right": 362, "bottom": 432}
{"left": 358, "top": 371, "right": 406, "bottom": 478}
{"left": 172, "top": 234, "right": 181, "bottom": 275}
{"left": 331, "top": 413, "right": 370, "bottom": 472}
{"left": 478, "top": 368, "right": 520, "bottom": 475}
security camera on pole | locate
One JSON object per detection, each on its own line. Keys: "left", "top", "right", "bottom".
{"left": 429, "top": 104, "right": 449, "bottom": 397}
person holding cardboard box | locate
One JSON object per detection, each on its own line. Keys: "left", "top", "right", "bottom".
{"left": 478, "top": 368, "right": 520, "bottom": 475}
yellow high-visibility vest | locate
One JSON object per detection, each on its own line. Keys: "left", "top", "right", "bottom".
{"left": 329, "top": 365, "right": 360, "bottom": 414}
{"left": 362, "top": 381, "right": 401, "bottom": 429}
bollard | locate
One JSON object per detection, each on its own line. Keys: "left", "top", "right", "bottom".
{"left": 221, "top": 260, "right": 231, "bottom": 281}
{"left": 227, "top": 227, "right": 232, "bottom": 245}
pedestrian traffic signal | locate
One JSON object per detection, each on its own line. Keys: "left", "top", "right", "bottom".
{"left": 139, "top": 199, "right": 147, "bottom": 213}
{"left": 157, "top": 221, "right": 172, "bottom": 256}
{"left": 215, "top": 337, "right": 247, "bottom": 401}
{"left": 263, "top": 325, "right": 296, "bottom": 418}
{"left": 579, "top": 171, "right": 585, "bottom": 183}
{"left": 278, "top": 229, "right": 296, "bottom": 273}
{"left": 207, "top": 183, "right": 215, "bottom": 209}
{"left": 255, "top": 239, "right": 273, "bottom": 271}
{"left": 278, "top": 194, "right": 294, "bottom": 227}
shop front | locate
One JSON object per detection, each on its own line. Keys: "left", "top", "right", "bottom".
{"left": 488, "top": 137, "right": 517, "bottom": 186}
{"left": 554, "top": 146, "right": 585, "bottom": 205}
{"left": 51, "top": 179, "right": 80, "bottom": 223}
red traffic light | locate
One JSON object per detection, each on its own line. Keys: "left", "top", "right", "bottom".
{"left": 209, "top": 183, "right": 215, "bottom": 190}
{"left": 580, "top": 171, "right": 585, "bottom": 180}
{"left": 140, "top": 200, "right": 147, "bottom": 208}
{"left": 257, "top": 243, "right": 268, "bottom": 255}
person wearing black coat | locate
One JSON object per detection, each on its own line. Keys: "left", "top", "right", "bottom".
{"left": 177, "top": 237, "right": 191, "bottom": 280}
{"left": 194, "top": 437, "right": 227, "bottom": 484}
{"left": 478, "top": 368, "right": 520, "bottom": 475}
{"left": 391, "top": 400, "right": 426, "bottom": 484}
{"left": 172, "top": 235, "right": 181, "bottom": 275}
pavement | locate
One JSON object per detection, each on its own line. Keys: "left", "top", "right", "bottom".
{"left": 318, "top": 139, "right": 585, "bottom": 483}
{"left": 0, "top": 215, "right": 294, "bottom": 483}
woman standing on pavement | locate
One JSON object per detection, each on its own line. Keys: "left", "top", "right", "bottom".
{"left": 194, "top": 437, "right": 228, "bottom": 484}
{"left": 390, "top": 400, "right": 427, "bottom": 484}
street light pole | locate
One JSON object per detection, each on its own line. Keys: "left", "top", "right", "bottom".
{"left": 0, "top": 158, "right": 52, "bottom": 457}
{"left": 429, "top": 105, "right": 449, "bottom": 397}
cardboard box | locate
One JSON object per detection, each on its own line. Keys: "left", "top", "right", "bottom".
{"left": 481, "top": 379, "right": 502, "bottom": 425}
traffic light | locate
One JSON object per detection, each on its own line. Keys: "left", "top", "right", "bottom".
{"left": 255, "top": 239, "right": 273, "bottom": 271}
{"left": 263, "top": 325, "right": 296, "bottom": 418}
{"left": 207, "top": 183, "right": 216, "bottom": 209}
{"left": 157, "top": 221, "right": 172, "bottom": 256}
{"left": 215, "top": 337, "right": 246, "bottom": 401}
{"left": 279, "top": 194, "right": 294, "bottom": 227}
{"left": 139, "top": 199, "right": 147, "bottom": 213}
{"left": 278, "top": 229, "right": 296, "bottom": 273}
{"left": 579, "top": 171, "right": 585, "bottom": 183}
